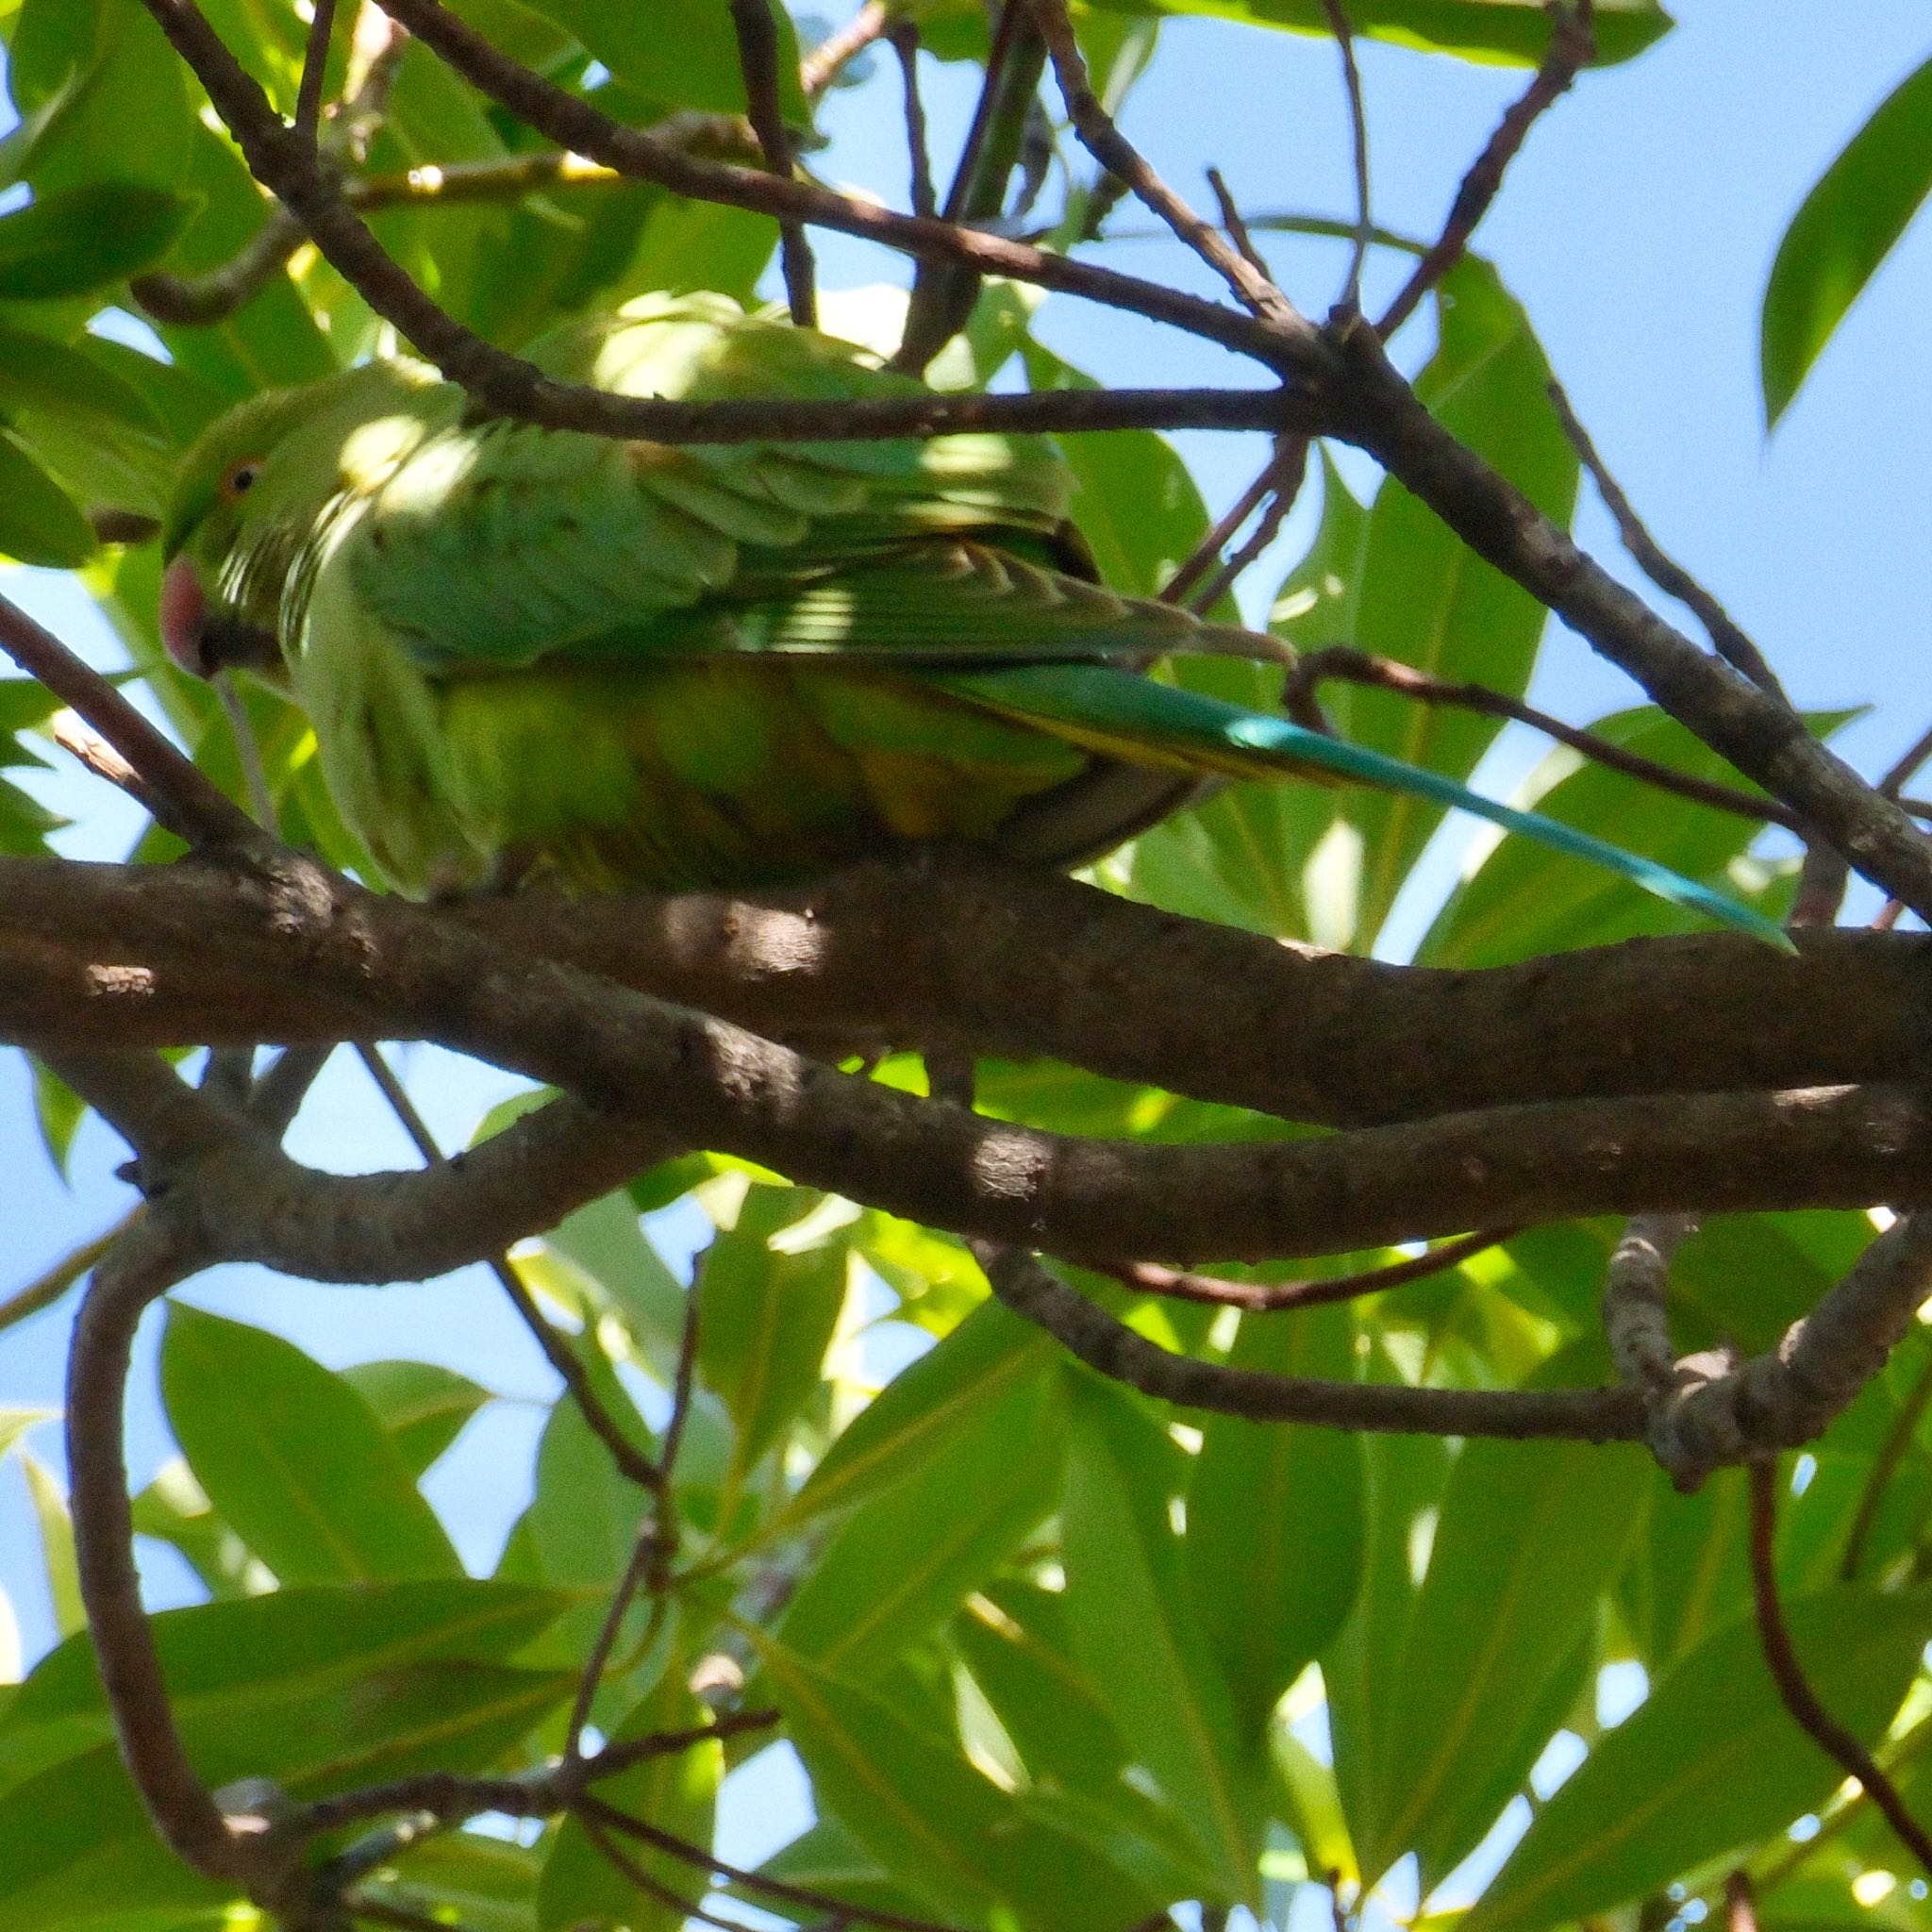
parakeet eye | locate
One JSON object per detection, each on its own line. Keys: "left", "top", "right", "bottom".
{"left": 221, "top": 459, "right": 262, "bottom": 500}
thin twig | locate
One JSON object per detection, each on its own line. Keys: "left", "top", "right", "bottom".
{"left": 1839, "top": 1341, "right": 1932, "bottom": 1580}
{"left": 887, "top": 22, "right": 937, "bottom": 220}
{"left": 727, "top": 0, "right": 816, "bottom": 326}
{"left": 294, "top": 0, "right": 341, "bottom": 144}
{"left": 1881, "top": 724, "right": 1932, "bottom": 800}
{"left": 565, "top": 1279, "right": 699, "bottom": 1757}
{"left": 799, "top": 0, "right": 885, "bottom": 95}
{"left": 578, "top": 1815, "right": 738, "bottom": 1932}
{"left": 581, "top": 1794, "right": 972, "bottom": 1932}
{"left": 1286, "top": 644, "right": 1800, "bottom": 827}
{"left": 1030, "top": 0, "right": 1297, "bottom": 325}
{"left": 1546, "top": 375, "right": 1790, "bottom": 704}
{"left": 0, "top": 591, "right": 258, "bottom": 848}
{"left": 1206, "top": 166, "right": 1273, "bottom": 281}
{"left": 1162, "top": 453, "right": 1281, "bottom": 607}
{"left": 1748, "top": 1458, "right": 1932, "bottom": 1874}
{"left": 353, "top": 1042, "right": 659, "bottom": 1489}
{"left": 1377, "top": 0, "right": 1595, "bottom": 338}
{"left": 1092, "top": 1227, "right": 1516, "bottom": 1312}
{"left": 1189, "top": 433, "right": 1310, "bottom": 612}
{"left": 1317, "top": 0, "right": 1371, "bottom": 310}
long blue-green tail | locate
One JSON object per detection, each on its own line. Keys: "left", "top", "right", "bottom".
{"left": 941, "top": 663, "right": 1792, "bottom": 950}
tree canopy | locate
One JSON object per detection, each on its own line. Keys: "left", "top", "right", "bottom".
{"left": 1, "top": 3, "right": 1931, "bottom": 1931}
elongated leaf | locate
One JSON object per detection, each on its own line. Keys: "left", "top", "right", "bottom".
{"left": 1186, "top": 1304, "right": 1364, "bottom": 1751}
{"left": 0, "top": 326, "right": 167, "bottom": 438}
{"left": 367, "top": 1830, "right": 543, "bottom": 1932}
{"left": 764, "top": 1641, "right": 1162, "bottom": 1931}
{"left": 20, "top": 1457, "right": 82, "bottom": 1641}
{"left": 0, "top": 1578, "right": 566, "bottom": 1788}
{"left": 1087, "top": 0, "right": 1668, "bottom": 65}
{"left": 509, "top": 0, "right": 806, "bottom": 116}
{"left": 161, "top": 1305, "right": 461, "bottom": 1586}
{"left": 1762, "top": 53, "right": 1932, "bottom": 426}
{"left": 780, "top": 1298, "right": 1059, "bottom": 1534}
{"left": 0, "top": 428, "right": 92, "bottom": 568}
{"left": 697, "top": 1185, "right": 852, "bottom": 1494}
{"left": 1061, "top": 1379, "right": 1261, "bottom": 1898}
{"left": 778, "top": 1359, "right": 1066, "bottom": 1676}
{"left": 1469, "top": 1586, "right": 1932, "bottom": 1932}
{"left": 1365, "top": 1423, "right": 1649, "bottom": 1885}
{"left": 342, "top": 1359, "right": 493, "bottom": 1478}
{"left": 0, "top": 183, "right": 194, "bottom": 295}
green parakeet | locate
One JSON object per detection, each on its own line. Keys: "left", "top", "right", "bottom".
{"left": 158, "top": 291, "right": 1777, "bottom": 942}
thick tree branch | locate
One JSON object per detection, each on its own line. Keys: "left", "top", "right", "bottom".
{"left": 5, "top": 858, "right": 1930, "bottom": 1132}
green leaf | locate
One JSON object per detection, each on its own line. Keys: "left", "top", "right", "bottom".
{"left": 1061, "top": 1378, "right": 1261, "bottom": 1898}
{"left": 1185, "top": 1305, "right": 1363, "bottom": 1750}
{"left": 28, "top": 1061, "right": 85, "bottom": 1177}
{"left": 776, "top": 1357, "right": 1066, "bottom": 1676}
{"left": 366, "top": 1829, "right": 543, "bottom": 1932}
{"left": 19, "top": 1457, "right": 82, "bottom": 1641}
{"left": 508, "top": 0, "right": 806, "bottom": 116}
{"left": 341, "top": 1358, "right": 493, "bottom": 1478}
{"left": 128, "top": 1457, "right": 262, "bottom": 1602}
{"left": 1468, "top": 1586, "right": 1932, "bottom": 1932}
{"left": 779, "top": 1298, "right": 1061, "bottom": 1535}
{"left": 1321, "top": 1378, "right": 1453, "bottom": 1840}
{"left": 1762, "top": 52, "right": 1932, "bottom": 426}
{"left": 1078, "top": 0, "right": 1669, "bottom": 66}
{"left": 0, "top": 184, "right": 194, "bottom": 296}
{"left": 160, "top": 1305, "right": 461, "bottom": 1586}
{"left": 1364, "top": 1418, "right": 1649, "bottom": 1885}
{"left": 538, "top": 1668, "right": 722, "bottom": 1932}
{"left": 0, "top": 326, "right": 168, "bottom": 438}
{"left": 696, "top": 1184, "right": 852, "bottom": 1495}
{"left": 0, "top": 428, "right": 92, "bottom": 567}
{"left": 764, "top": 1641, "right": 1163, "bottom": 1931}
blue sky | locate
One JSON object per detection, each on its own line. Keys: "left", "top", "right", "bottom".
{"left": 4, "top": 0, "right": 1932, "bottom": 1892}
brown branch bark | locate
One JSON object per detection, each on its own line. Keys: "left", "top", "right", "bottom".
{"left": 1748, "top": 1458, "right": 1932, "bottom": 1874}
{"left": 1377, "top": 0, "right": 1594, "bottom": 338}
{"left": 6, "top": 858, "right": 1931, "bottom": 1132}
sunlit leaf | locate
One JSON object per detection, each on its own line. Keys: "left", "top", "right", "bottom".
{"left": 1762, "top": 52, "right": 1932, "bottom": 426}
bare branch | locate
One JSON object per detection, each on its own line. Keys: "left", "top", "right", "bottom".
{"left": 0, "top": 592, "right": 257, "bottom": 849}
{"left": 1031, "top": 0, "right": 1299, "bottom": 325}
{"left": 726, "top": 0, "right": 815, "bottom": 326}
{"left": 1377, "top": 0, "right": 1595, "bottom": 338}
{"left": 1547, "top": 373, "right": 1790, "bottom": 704}
{"left": 1188, "top": 434, "right": 1310, "bottom": 613}
{"left": 293, "top": 0, "right": 341, "bottom": 145}
{"left": 980, "top": 1244, "right": 1644, "bottom": 1440}
{"left": 353, "top": 1041, "right": 659, "bottom": 1489}
{"left": 1093, "top": 1227, "right": 1517, "bottom": 1311}
{"left": 887, "top": 22, "right": 938, "bottom": 220}
{"left": 1601, "top": 1212, "right": 1695, "bottom": 1395}
{"left": 1317, "top": 0, "right": 1371, "bottom": 310}
{"left": 1656, "top": 1213, "right": 1932, "bottom": 1488}
{"left": 1748, "top": 1458, "right": 1932, "bottom": 1874}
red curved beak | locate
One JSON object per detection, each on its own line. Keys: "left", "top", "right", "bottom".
{"left": 158, "top": 555, "right": 210, "bottom": 675}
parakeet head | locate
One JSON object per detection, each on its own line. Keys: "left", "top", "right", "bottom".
{"left": 159, "top": 360, "right": 448, "bottom": 681}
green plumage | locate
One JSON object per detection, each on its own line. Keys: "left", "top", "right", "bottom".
{"left": 160, "top": 291, "right": 1782, "bottom": 943}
